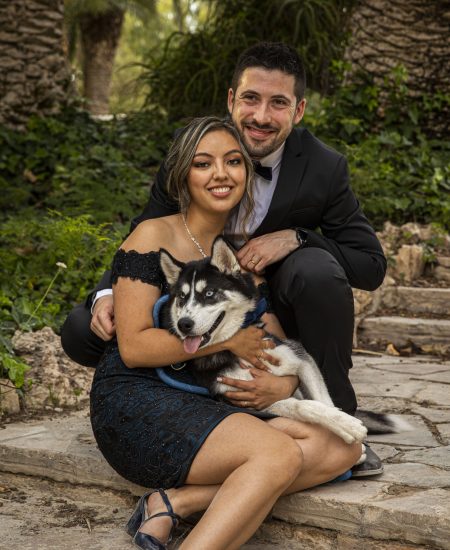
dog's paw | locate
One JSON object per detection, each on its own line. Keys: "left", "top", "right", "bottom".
{"left": 331, "top": 410, "right": 367, "bottom": 444}
{"left": 343, "top": 416, "right": 368, "bottom": 443}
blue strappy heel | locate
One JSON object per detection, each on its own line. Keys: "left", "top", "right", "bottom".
{"left": 126, "top": 489, "right": 181, "bottom": 550}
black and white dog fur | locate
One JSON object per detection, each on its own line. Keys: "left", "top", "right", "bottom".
{"left": 160, "top": 238, "right": 409, "bottom": 446}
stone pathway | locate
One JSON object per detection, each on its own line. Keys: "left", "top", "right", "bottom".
{"left": 0, "top": 354, "right": 449, "bottom": 549}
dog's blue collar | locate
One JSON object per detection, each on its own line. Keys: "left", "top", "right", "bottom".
{"left": 152, "top": 294, "right": 266, "bottom": 395}
{"left": 152, "top": 293, "right": 169, "bottom": 324}
{"left": 242, "top": 297, "right": 267, "bottom": 328}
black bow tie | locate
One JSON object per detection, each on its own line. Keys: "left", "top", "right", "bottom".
{"left": 253, "top": 161, "right": 272, "bottom": 181}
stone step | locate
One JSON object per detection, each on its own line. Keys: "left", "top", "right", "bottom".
{"left": 0, "top": 416, "right": 447, "bottom": 550}
{"left": 435, "top": 256, "right": 450, "bottom": 284}
{"left": 359, "top": 316, "right": 450, "bottom": 347}
{"left": 1, "top": 357, "right": 450, "bottom": 550}
{"left": 381, "top": 286, "right": 450, "bottom": 317}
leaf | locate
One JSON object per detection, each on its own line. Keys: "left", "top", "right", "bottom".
{"left": 0, "top": 352, "right": 30, "bottom": 389}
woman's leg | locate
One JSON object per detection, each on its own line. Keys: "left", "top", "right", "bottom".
{"left": 139, "top": 413, "right": 361, "bottom": 550}
{"left": 139, "top": 412, "right": 302, "bottom": 550}
{"left": 179, "top": 413, "right": 303, "bottom": 550}
{"left": 266, "top": 416, "right": 363, "bottom": 492}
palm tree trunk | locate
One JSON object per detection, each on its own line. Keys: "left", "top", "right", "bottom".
{"left": 344, "top": 0, "right": 450, "bottom": 133}
{"left": 79, "top": 7, "right": 125, "bottom": 115}
{"left": 346, "top": 0, "right": 450, "bottom": 93}
{"left": 0, "top": 0, "right": 72, "bottom": 130}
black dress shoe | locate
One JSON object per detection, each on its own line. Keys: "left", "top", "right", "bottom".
{"left": 126, "top": 488, "right": 181, "bottom": 550}
{"left": 351, "top": 444, "right": 383, "bottom": 477}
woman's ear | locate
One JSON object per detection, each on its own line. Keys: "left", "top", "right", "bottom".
{"left": 160, "top": 249, "right": 183, "bottom": 286}
{"left": 210, "top": 237, "right": 240, "bottom": 275}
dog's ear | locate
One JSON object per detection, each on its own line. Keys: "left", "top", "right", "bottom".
{"left": 210, "top": 237, "right": 240, "bottom": 275}
{"left": 160, "top": 249, "right": 183, "bottom": 286}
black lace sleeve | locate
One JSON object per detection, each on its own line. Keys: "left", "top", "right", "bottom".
{"left": 257, "top": 282, "right": 274, "bottom": 314}
{"left": 111, "top": 249, "right": 164, "bottom": 289}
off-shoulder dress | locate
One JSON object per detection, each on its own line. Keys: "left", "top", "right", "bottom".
{"left": 90, "top": 249, "right": 274, "bottom": 489}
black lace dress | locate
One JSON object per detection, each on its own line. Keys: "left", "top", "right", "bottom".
{"left": 90, "top": 249, "right": 274, "bottom": 489}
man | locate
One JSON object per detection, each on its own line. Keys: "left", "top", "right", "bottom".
{"left": 62, "top": 42, "right": 386, "bottom": 476}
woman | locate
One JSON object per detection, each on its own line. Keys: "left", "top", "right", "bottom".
{"left": 90, "top": 116, "right": 362, "bottom": 550}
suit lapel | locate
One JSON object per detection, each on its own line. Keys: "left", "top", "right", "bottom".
{"left": 253, "top": 128, "right": 308, "bottom": 236}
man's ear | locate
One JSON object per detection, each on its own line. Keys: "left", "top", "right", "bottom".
{"left": 227, "top": 88, "right": 234, "bottom": 115}
{"left": 210, "top": 237, "right": 240, "bottom": 275}
{"left": 294, "top": 98, "right": 306, "bottom": 125}
{"left": 160, "top": 249, "right": 183, "bottom": 286}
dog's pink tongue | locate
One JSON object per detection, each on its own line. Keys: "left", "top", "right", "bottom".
{"left": 183, "top": 336, "right": 202, "bottom": 354}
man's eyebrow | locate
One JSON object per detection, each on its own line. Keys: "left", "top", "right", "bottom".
{"left": 239, "top": 89, "right": 260, "bottom": 97}
{"left": 239, "top": 90, "right": 290, "bottom": 102}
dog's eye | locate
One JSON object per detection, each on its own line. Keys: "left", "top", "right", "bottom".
{"left": 178, "top": 291, "right": 186, "bottom": 299}
{"left": 205, "top": 290, "right": 215, "bottom": 298}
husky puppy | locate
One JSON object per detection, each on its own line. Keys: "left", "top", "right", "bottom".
{"left": 160, "top": 238, "right": 406, "bottom": 445}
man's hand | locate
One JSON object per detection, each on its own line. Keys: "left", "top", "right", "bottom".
{"left": 90, "top": 295, "right": 116, "bottom": 341}
{"left": 219, "top": 370, "right": 298, "bottom": 410}
{"left": 237, "top": 230, "right": 298, "bottom": 273}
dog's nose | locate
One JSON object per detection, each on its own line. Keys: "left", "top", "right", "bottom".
{"left": 178, "top": 317, "right": 194, "bottom": 334}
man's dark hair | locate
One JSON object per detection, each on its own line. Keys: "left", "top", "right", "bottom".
{"left": 231, "top": 42, "right": 306, "bottom": 102}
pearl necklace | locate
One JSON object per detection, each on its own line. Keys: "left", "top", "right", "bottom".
{"left": 182, "top": 215, "right": 208, "bottom": 258}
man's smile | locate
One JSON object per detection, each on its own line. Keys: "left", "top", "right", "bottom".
{"left": 244, "top": 123, "right": 277, "bottom": 141}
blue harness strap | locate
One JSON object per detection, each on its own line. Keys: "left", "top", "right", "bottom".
{"left": 153, "top": 294, "right": 266, "bottom": 396}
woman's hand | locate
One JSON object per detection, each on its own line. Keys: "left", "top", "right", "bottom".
{"left": 224, "top": 327, "right": 279, "bottom": 371}
{"left": 219, "top": 371, "right": 299, "bottom": 410}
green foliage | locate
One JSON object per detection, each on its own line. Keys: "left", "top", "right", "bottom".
{"left": 0, "top": 212, "right": 121, "bottom": 314}
{"left": 0, "top": 108, "right": 172, "bottom": 224}
{"left": 140, "top": 0, "right": 354, "bottom": 120}
{"left": 0, "top": 108, "right": 176, "bottom": 388}
{"left": 0, "top": 212, "right": 124, "bottom": 386}
{"left": 304, "top": 65, "right": 450, "bottom": 230}
{"left": 0, "top": 352, "right": 30, "bottom": 389}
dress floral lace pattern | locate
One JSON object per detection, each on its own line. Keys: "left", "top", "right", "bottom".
{"left": 111, "top": 248, "right": 166, "bottom": 290}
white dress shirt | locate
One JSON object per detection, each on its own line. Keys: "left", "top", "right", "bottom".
{"left": 225, "top": 142, "right": 285, "bottom": 248}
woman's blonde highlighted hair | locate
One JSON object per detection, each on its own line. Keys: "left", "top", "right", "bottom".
{"left": 165, "top": 116, "right": 254, "bottom": 239}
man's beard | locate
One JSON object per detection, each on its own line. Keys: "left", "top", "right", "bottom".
{"left": 238, "top": 121, "right": 282, "bottom": 159}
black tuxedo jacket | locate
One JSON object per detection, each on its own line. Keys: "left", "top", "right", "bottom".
{"left": 92, "top": 127, "right": 386, "bottom": 302}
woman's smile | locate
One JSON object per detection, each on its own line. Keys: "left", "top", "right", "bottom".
{"left": 207, "top": 185, "right": 234, "bottom": 198}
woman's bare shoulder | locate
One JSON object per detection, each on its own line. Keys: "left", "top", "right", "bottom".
{"left": 121, "top": 216, "right": 178, "bottom": 253}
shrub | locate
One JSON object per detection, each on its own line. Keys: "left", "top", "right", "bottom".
{"left": 304, "top": 66, "right": 450, "bottom": 230}
{"left": 0, "top": 212, "right": 123, "bottom": 387}
{"left": 0, "top": 108, "right": 174, "bottom": 224}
